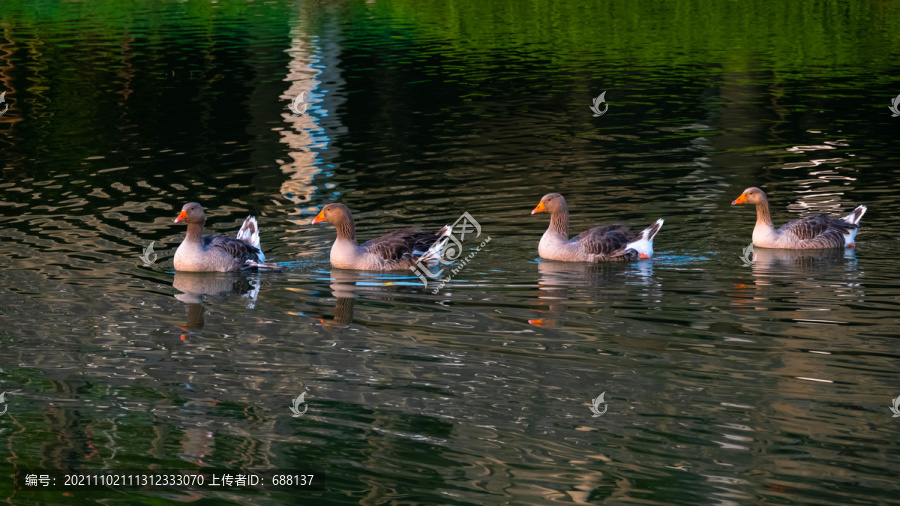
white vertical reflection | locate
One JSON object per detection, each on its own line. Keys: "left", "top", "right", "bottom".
{"left": 279, "top": 8, "right": 345, "bottom": 227}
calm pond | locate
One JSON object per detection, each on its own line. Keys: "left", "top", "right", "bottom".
{"left": 2, "top": 0, "right": 900, "bottom": 504}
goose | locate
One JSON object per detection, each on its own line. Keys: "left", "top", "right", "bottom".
{"left": 731, "top": 187, "right": 866, "bottom": 249}
{"left": 312, "top": 203, "right": 451, "bottom": 270}
{"left": 531, "top": 193, "right": 663, "bottom": 261}
{"left": 173, "top": 202, "right": 275, "bottom": 272}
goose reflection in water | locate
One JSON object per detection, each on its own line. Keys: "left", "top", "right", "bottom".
{"left": 172, "top": 271, "right": 263, "bottom": 334}
{"left": 317, "top": 269, "right": 417, "bottom": 331}
{"left": 749, "top": 245, "right": 856, "bottom": 276}
{"left": 732, "top": 247, "right": 862, "bottom": 309}
{"left": 317, "top": 269, "right": 359, "bottom": 330}
{"left": 530, "top": 260, "right": 658, "bottom": 329}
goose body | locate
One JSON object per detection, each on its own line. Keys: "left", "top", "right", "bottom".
{"left": 731, "top": 187, "right": 866, "bottom": 249}
{"left": 532, "top": 193, "right": 663, "bottom": 262}
{"left": 312, "top": 203, "right": 451, "bottom": 270}
{"left": 173, "top": 202, "right": 267, "bottom": 272}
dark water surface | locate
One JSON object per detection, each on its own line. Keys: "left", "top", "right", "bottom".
{"left": 2, "top": 0, "right": 900, "bottom": 504}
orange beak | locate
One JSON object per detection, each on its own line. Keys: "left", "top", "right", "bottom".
{"left": 311, "top": 209, "right": 327, "bottom": 224}
{"left": 731, "top": 193, "right": 748, "bottom": 205}
{"left": 528, "top": 319, "right": 545, "bottom": 326}
{"left": 174, "top": 210, "right": 188, "bottom": 222}
{"left": 531, "top": 201, "right": 546, "bottom": 214}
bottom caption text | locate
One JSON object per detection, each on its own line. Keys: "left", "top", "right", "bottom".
{"left": 14, "top": 470, "right": 324, "bottom": 491}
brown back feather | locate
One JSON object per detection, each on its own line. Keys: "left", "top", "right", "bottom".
{"left": 204, "top": 235, "right": 262, "bottom": 262}
{"left": 779, "top": 215, "right": 856, "bottom": 248}
{"left": 574, "top": 224, "right": 638, "bottom": 257}
{"left": 361, "top": 227, "right": 443, "bottom": 261}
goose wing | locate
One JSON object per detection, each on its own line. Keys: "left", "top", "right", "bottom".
{"left": 204, "top": 235, "right": 261, "bottom": 262}
{"left": 361, "top": 227, "right": 442, "bottom": 261}
{"left": 778, "top": 215, "right": 856, "bottom": 248}
{"left": 573, "top": 224, "right": 636, "bottom": 257}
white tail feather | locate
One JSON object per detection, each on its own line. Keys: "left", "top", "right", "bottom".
{"left": 236, "top": 216, "right": 264, "bottom": 261}
{"left": 417, "top": 225, "right": 453, "bottom": 263}
{"left": 841, "top": 205, "right": 866, "bottom": 247}
{"left": 625, "top": 218, "right": 664, "bottom": 259}
{"left": 842, "top": 205, "right": 867, "bottom": 225}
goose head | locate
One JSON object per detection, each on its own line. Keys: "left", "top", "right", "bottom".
{"left": 311, "top": 203, "right": 354, "bottom": 226}
{"left": 731, "top": 187, "right": 768, "bottom": 206}
{"left": 175, "top": 202, "right": 206, "bottom": 225}
{"left": 531, "top": 193, "right": 568, "bottom": 215}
